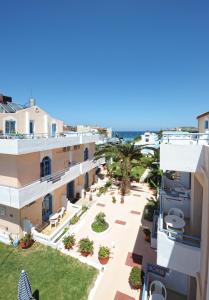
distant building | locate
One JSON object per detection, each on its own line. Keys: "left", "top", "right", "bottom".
{"left": 76, "top": 124, "right": 112, "bottom": 138}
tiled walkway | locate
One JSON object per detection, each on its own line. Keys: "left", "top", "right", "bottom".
{"left": 59, "top": 182, "right": 156, "bottom": 300}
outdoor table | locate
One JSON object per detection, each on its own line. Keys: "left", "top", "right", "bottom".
{"left": 49, "top": 213, "right": 59, "bottom": 221}
{"left": 164, "top": 215, "right": 185, "bottom": 229}
{"left": 150, "top": 294, "right": 165, "bottom": 300}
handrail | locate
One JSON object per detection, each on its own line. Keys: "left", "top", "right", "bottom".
{"left": 0, "top": 132, "right": 102, "bottom": 140}
{"left": 159, "top": 195, "right": 200, "bottom": 247}
{"left": 162, "top": 132, "right": 209, "bottom": 143}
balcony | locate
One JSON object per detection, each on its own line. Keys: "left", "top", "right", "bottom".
{"left": 160, "top": 133, "right": 207, "bottom": 173}
{"left": 141, "top": 264, "right": 188, "bottom": 300}
{"left": 0, "top": 132, "right": 104, "bottom": 154}
{"left": 157, "top": 191, "right": 201, "bottom": 277}
{"left": 0, "top": 157, "right": 105, "bottom": 209}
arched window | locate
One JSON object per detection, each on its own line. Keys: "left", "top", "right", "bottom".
{"left": 42, "top": 194, "right": 53, "bottom": 221}
{"left": 84, "top": 147, "right": 89, "bottom": 161}
{"left": 40, "top": 156, "right": 51, "bottom": 178}
{"left": 84, "top": 172, "right": 89, "bottom": 189}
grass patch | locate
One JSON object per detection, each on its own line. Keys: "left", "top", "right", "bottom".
{"left": 91, "top": 221, "right": 109, "bottom": 233}
{"left": 0, "top": 242, "right": 98, "bottom": 300}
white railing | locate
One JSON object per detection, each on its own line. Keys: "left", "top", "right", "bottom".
{"left": 162, "top": 132, "right": 209, "bottom": 145}
{"left": 0, "top": 158, "right": 105, "bottom": 208}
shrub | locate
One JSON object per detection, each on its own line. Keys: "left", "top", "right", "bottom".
{"left": 63, "top": 235, "right": 76, "bottom": 250}
{"left": 70, "top": 214, "right": 80, "bottom": 225}
{"left": 78, "top": 238, "right": 94, "bottom": 255}
{"left": 105, "top": 180, "right": 112, "bottom": 188}
{"left": 129, "top": 267, "right": 142, "bottom": 289}
{"left": 95, "top": 212, "right": 106, "bottom": 224}
{"left": 91, "top": 212, "right": 109, "bottom": 233}
{"left": 98, "top": 246, "right": 110, "bottom": 258}
{"left": 143, "top": 200, "right": 158, "bottom": 222}
{"left": 20, "top": 233, "right": 32, "bottom": 243}
{"left": 112, "top": 196, "right": 116, "bottom": 203}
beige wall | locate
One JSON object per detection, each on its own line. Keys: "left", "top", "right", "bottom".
{"left": 198, "top": 114, "right": 209, "bottom": 133}
{"left": 53, "top": 185, "right": 66, "bottom": 212}
{"left": 0, "top": 106, "right": 63, "bottom": 135}
{"left": 0, "top": 205, "right": 20, "bottom": 234}
{"left": 21, "top": 198, "right": 42, "bottom": 228}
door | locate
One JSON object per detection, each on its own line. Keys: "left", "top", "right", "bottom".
{"left": 67, "top": 181, "right": 75, "bottom": 202}
{"left": 84, "top": 173, "right": 89, "bottom": 190}
{"left": 42, "top": 194, "right": 53, "bottom": 222}
{"left": 29, "top": 120, "right": 34, "bottom": 135}
{"left": 51, "top": 123, "right": 57, "bottom": 137}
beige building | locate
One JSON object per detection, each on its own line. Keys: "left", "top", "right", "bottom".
{"left": 0, "top": 94, "right": 104, "bottom": 244}
{"left": 142, "top": 111, "right": 209, "bottom": 300}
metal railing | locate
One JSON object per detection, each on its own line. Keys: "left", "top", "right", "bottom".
{"left": 159, "top": 195, "right": 201, "bottom": 247}
{"left": 0, "top": 131, "right": 102, "bottom": 140}
{"left": 162, "top": 132, "right": 209, "bottom": 144}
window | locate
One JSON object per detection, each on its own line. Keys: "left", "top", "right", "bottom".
{"left": 0, "top": 207, "right": 6, "bottom": 216}
{"left": 5, "top": 120, "right": 16, "bottom": 134}
{"left": 84, "top": 147, "right": 89, "bottom": 161}
{"left": 51, "top": 123, "right": 57, "bottom": 137}
{"left": 40, "top": 156, "right": 51, "bottom": 178}
{"left": 29, "top": 120, "right": 34, "bottom": 134}
{"left": 205, "top": 120, "right": 209, "bottom": 129}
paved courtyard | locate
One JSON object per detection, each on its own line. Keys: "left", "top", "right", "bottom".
{"left": 59, "top": 182, "right": 156, "bottom": 300}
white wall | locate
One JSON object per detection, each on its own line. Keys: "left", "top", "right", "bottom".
{"left": 160, "top": 144, "right": 204, "bottom": 173}
{"left": 157, "top": 230, "right": 200, "bottom": 277}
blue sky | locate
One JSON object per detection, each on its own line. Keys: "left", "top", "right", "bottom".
{"left": 0, "top": 1, "right": 209, "bottom": 130}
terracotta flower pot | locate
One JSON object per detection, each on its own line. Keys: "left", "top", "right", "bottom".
{"left": 20, "top": 239, "right": 33, "bottom": 249}
{"left": 81, "top": 251, "right": 90, "bottom": 257}
{"left": 98, "top": 256, "right": 109, "bottom": 265}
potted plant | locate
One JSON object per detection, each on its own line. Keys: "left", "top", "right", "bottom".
{"left": 63, "top": 234, "right": 76, "bottom": 250}
{"left": 78, "top": 237, "right": 94, "bottom": 257}
{"left": 142, "top": 227, "right": 151, "bottom": 242}
{"left": 19, "top": 233, "right": 33, "bottom": 249}
{"left": 98, "top": 246, "right": 110, "bottom": 264}
{"left": 129, "top": 267, "right": 142, "bottom": 289}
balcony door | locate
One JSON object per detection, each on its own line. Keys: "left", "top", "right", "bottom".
{"left": 84, "top": 172, "right": 89, "bottom": 190}
{"left": 51, "top": 123, "right": 57, "bottom": 137}
{"left": 42, "top": 194, "right": 53, "bottom": 222}
{"left": 40, "top": 156, "right": 51, "bottom": 178}
{"left": 67, "top": 181, "right": 75, "bottom": 202}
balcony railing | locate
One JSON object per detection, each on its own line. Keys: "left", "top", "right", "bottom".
{"left": 0, "top": 131, "right": 102, "bottom": 140}
{"left": 162, "top": 132, "right": 209, "bottom": 145}
{"left": 159, "top": 195, "right": 201, "bottom": 248}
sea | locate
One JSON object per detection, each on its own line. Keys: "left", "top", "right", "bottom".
{"left": 112, "top": 131, "right": 145, "bottom": 142}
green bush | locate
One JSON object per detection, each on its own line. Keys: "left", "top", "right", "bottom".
{"left": 129, "top": 267, "right": 142, "bottom": 289}
{"left": 63, "top": 235, "right": 76, "bottom": 250}
{"left": 98, "top": 246, "right": 110, "bottom": 258}
{"left": 70, "top": 214, "right": 80, "bottom": 225}
{"left": 105, "top": 180, "right": 112, "bottom": 188}
{"left": 78, "top": 238, "right": 94, "bottom": 255}
{"left": 143, "top": 200, "right": 158, "bottom": 222}
{"left": 91, "top": 212, "right": 109, "bottom": 233}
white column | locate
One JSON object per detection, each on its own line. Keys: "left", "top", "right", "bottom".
{"left": 25, "top": 112, "right": 29, "bottom": 134}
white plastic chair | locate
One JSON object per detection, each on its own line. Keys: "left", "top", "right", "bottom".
{"left": 57, "top": 207, "right": 66, "bottom": 219}
{"left": 168, "top": 207, "right": 184, "bottom": 219}
{"left": 149, "top": 280, "right": 167, "bottom": 299}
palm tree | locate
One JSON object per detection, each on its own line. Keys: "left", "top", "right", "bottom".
{"left": 95, "top": 140, "right": 146, "bottom": 202}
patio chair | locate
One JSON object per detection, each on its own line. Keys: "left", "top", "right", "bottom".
{"left": 57, "top": 207, "right": 66, "bottom": 219}
{"left": 168, "top": 207, "right": 184, "bottom": 219}
{"left": 50, "top": 218, "right": 59, "bottom": 228}
{"left": 149, "top": 280, "right": 167, "bottom": 299}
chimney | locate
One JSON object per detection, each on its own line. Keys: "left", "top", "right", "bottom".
{"left": 0, "top": 94, "right": 12, "bottom": 104}
{"left": 29, "top": 97, "right": 36, "bottom": 107}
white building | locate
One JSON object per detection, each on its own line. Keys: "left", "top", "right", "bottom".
{"left": 142, "top": 111, "right": 209, "bottom": 300}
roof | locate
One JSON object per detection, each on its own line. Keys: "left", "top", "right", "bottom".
{"left": 197, "top": 111, "right": 209, "bottom": 119}
{"left": 0, "top": 102, "right": 25, "bottom": 113}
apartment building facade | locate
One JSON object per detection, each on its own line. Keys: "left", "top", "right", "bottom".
{"left": 0, "top": 94, "right": 104, "bottom": 243}
{"left": 142, "top": 112, "right": 209, "bottom": 300}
